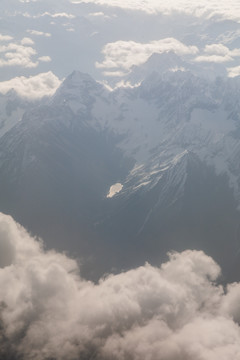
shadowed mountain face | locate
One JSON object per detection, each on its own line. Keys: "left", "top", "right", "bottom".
{"left": 97, "top": 153, "right": 239, "bottom": 281}
{"left": 0, "top": 103, "right": 133, "bottom": 260}
{"left": 1, "top": 70, "right": 240, "bottom": 280}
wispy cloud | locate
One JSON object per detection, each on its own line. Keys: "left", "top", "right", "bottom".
{"left": 42, "top": 12, "right": 76, "bottom": 19}
{"left": 87, "top": 11, "right": 112, "bottom": 19}
{"left": 195, "top": 54, "right": 233, "bottom": 63}
{"left": 70, "top": 0, "right": 240, "bottom": 22}
{"left": 0, "top": 72, "right": 61, "bottom": 99}
{"left": 1, "top": 212, "right": 240, "bottom": 359}
{"left": 23, "top": 12, "right": 75, "bottom": 19}
{"left": 38, "top": 55, "right": 51, "bottom": 62}
{"left": 27, "top": 29, "right": 52, "bottom": 37}
{"left": 96, "top": 38, "right": 198, "bottom": 75}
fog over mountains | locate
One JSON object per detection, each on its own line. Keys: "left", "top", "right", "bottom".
{"left": 2, "top": 212, "right": 240, "bottom": 360}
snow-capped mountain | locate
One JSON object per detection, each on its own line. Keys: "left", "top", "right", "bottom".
{"left": 54, "top": 70, "right": 240, "bottom": 202}
{"left": 1, "top": 69, "right": 240, "bottom": 280}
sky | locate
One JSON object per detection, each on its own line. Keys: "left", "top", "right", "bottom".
{"left": 1, "top": 0, "right": 240, "bottom": 99}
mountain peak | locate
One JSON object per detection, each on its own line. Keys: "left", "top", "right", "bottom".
{"left": 52, "top": 71, "right": 103, "bottom": 110}
{"left": 59, "top": 71, "right": 100, "bottom": 92}
{"left": 66, "top": 70, "right": 95, "bottom": 85}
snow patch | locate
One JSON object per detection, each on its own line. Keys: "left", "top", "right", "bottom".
{"left": 107, "top": 183, "right": 123, "bottom": 198}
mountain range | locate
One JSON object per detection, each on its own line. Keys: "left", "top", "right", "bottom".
{"left": 1, "top": 62, "right": 240, "bottom": 280}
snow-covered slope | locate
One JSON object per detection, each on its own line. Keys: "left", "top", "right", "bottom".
{"left": 0, "top": 91, "right": 30, "bottom": 138}
{"left": 52, "top": 70, "right": 240, "bottom": 207}
{"left": 0, "top": 89, "right": 45, "bottom": 140}
{"left": 101, "top": 72, "right": 240, "bottom": 206}
{"left": 1, "top": 69, "right": 240, "bottom": 279}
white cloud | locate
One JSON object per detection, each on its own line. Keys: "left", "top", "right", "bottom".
{"left": 89, "top": 11, "right": 107, "bottom": 16}
{"left": 38, "top": 55, "right": 51, "bottom": 62}
{"left": 27, "top": 29, "right": 52, "bottom": 37}
{"left": 20, "top": 37, "right": 35, "bottom": 45}
{"left": 194, "top": 43, "right": 240, "bottom": 63}
{"left": 42, "top": 12, "right": 76, "bottom": 19}
{"left": 0, "top": 72, "right": 61, "bottom": 99}
{"left": 96, "top": 38, "right": 198, "bottom": 74}
{"left": 227, "top": 65, "right": 240, "bottom": 78}
{"left": 0, "top": 39, "right": 38, "bottom": 68}
{"left": 194, "top": 54, "right": 233, "bottom": 63}
{"left": 1, "top": 212, "right": 240, "bottom": 359}
{"left": 204, "top": 44, "right": 240, "bottom": 57}
{"left": 115, "top": 80, "right": 142, "bottom": 88}
{"left": 103, "top": 70, "right": 129, "bottom": 77}
{"left": 70, "top": 0, "right": 240, "bottom": 22}
{"left": 0, "top": 34, "right": 13, "bottom": 42}
{"left": 24, "top": 12, "right": 75, "bottom": 19}
{"left": 88, "top": 11, "right": 111, "bottom": 19}
{"left": 102, "top": 79, "right": 141, "bottom": 91}
{"left": 170, "top": 66, "right": 186, "bottom": 72}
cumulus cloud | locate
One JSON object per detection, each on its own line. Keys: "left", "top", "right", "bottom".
{"left": 0, "top": 38, "right": 38, "bottom": 68}
{"left": 70, "top": 0, "right": 240, "bottom": 22}
{"left": 20, "top": 37, "right": 35, "bottom": 45}
{"left": 96, "top": 38, "right": 198, "bottom": 74}
{"left": 38, "top": 55, "right": 52, "bottom": 62}
{"left": 204, "top": 44, "right": 240, "bottom": 57}
{"left": 194, "top": 43, "right": 240, "bottom": 63}
{"left": 0, "top": 34, "right": 13, "bottom": 42}
{"left": 0, "top": 72, "right": 61, "bottom": 99}
{"left": 227, "top": 65, "right": 240, "bottom": 78}
{"left": 1, "top": 213, "right": 240, "bottom": 359}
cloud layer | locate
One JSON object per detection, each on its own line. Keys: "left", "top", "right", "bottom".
{"left": 1, "top": 213, "right": 240, "bottom": 359}
{"left": 71, "top": 0, "right": 240, "bottom": 22}
{"left": 0, "top": 72, "right": 61, "bottom": 99}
